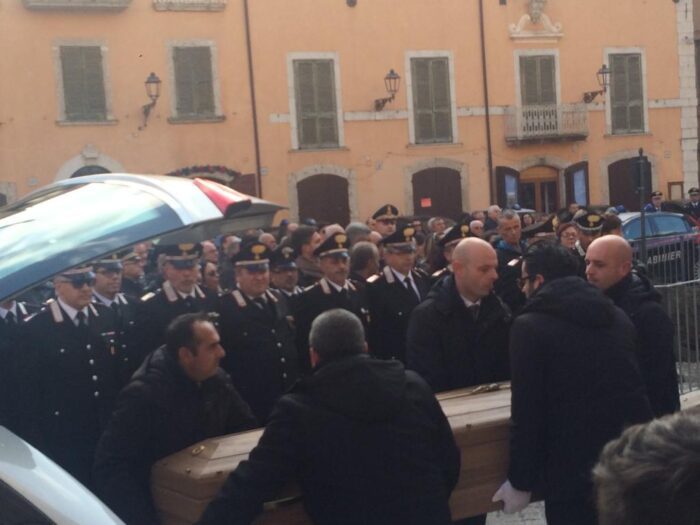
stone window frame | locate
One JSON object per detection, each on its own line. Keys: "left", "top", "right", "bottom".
{"left": 286, "top": 51, "right": 345, "bottom": 151}
{"left": 52, "top": 39, "right": 116, "bottom": 125}
{"left": 604, "top": 47, "right": 649, "bottom": 136}
{"left": 166, "top": 39, "right": 225, "bottom": 124}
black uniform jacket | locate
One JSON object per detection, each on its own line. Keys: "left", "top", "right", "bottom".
{"left": 683, "top": 201, "right": 700, "bottom": 220}
{"left": 14, "top": 300, "right": 120, "bottom": 488}
{"left": 93, "top": 347, "right": 257, "bottom": 525}
{"left": 218, "top": 288, "right": 299, "bottom": 424}
{"left": 0, "top": 301, "right": 36, "bottom": 430}
{"left": 94, "top": 292, "right": 149, "bottom": 386}
{"left": 293, "top": 278, "right": 370, "bottom": 371}
{"left": 140, "top": 281, "right": 216, "bottom": 353}
{"left": 406, "top": 275, "right": 511, "bottom": 393}
{"left": 493, "top": 239, "right": 527, "bottom": 313}
{"left": 605, "top": 272, "right": 680, "bottom": 417}
{"left": 507, "top": 277, "right": 653, "bottom": 503}
{"left": 366, "top": 265, "right": 430, "bottom": 362}
{"left": 198, "top": 354, "right": 460, "bottom": 525}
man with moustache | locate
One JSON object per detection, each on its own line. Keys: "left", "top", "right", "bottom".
{"left": 294, "top": 232, "right": 370, "bottom": 372}
{"left": 217, "top": 241, "right": 299, "bottom": 423}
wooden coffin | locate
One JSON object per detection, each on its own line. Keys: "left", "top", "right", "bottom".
{"left": 152, "top": 383, "right": 511, "bottom": 524}
{"left": 151, "top": 385, "right": 700, "bottom": 524}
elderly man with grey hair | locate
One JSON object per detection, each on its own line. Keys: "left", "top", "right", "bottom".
{"left": 345, "top": 221, "right": 372, "bottom": 246}
{"left": 199, "top": 309, "right": 460, "bottom": 525}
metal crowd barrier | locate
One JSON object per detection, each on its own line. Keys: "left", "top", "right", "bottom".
{"left": 629, "top": 234, "right": 700, "bottom": 285}
{"left": 656, "top": 280, "right": 700, "bottom": 394}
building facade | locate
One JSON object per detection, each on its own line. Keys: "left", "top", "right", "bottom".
{"left": 1, "top": 0, "right": 697, "bottom": 223}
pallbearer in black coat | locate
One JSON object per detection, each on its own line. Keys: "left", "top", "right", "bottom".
{"left": 140, "top": 243, "right": 216, "bottom": 353}
{"left": 14, "top": 266, "right": 120, "bottom": 489}
{"left": 218, "top": 241, "right": 299, "bottom": 424}
{"left": 294, "top": 232, "right": 370, "bottom": 371}
{"left": 0, "top": 298, "right": 37, "bottom": 430}
{"left": 92, "top": 251, "right": 148, "bottom": 386}
{"left": 367, "top": 226, "right": 430, "bottom": 362}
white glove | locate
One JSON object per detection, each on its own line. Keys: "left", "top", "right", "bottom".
{"left": 492, "top": 479, "right": 531, "bottom": 514}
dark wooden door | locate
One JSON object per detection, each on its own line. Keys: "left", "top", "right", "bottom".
{"left": 71, "top": 165, "right": 110, "bottom": 177}
{"left": 412, "top": 168, "right": 462, "bottom": 220}
{"left": 608, "top": 157, "right": 651, "bottom": 211}
{"left": 297, "top": 174, "right": 350, "bottom": 225}
{"left": 495, "top": 166, "right": 520, "bottom": 209}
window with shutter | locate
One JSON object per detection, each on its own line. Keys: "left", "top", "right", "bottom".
{"left": 60, "top": 46, "right": 107, "bottom": 122}
{"left": 610, "top": 53, "right": 645, "bottom": 134}
{"left": 173, "top": 46, "right": 216, "bottom": 119}
{"left": 293, "top": 59, "right": 339, "bottom": 149}
{"left": 519, "top": 55, "right": 556, "bottom": 106}
{"left": 411, "top": 57, "right": 453, "bottom": 144}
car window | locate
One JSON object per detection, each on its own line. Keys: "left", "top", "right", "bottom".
{"left": 622, "top": 217, "right": 652, "bottom": 240}
{"left": 0, "top": 479, "right": 53, "bottom": 524}
{"left": 0, "top": 181, "right": 181, "bottom": 299}
{"left": 650, "top": 215, "right": 691, "bottom": 236}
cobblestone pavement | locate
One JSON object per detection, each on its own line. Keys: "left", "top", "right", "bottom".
{"left": 486, "top": 502, "right": 546, "bottom": 525}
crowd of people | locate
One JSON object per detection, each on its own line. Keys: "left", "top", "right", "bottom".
{"left": 0, "top": 193, "right": 697, "bottom": 525}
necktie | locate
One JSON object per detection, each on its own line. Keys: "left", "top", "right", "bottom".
{"left": 404, "top": 277, "right": 420, "bottom": 301}
{"left": 5, "top": 311, "right": 16, "bottom": 325}
{"left": 469, "top": 304, "right": 480, "bottom": 322}
{"left": 253, "top": 297, "right": 267, "bottom": 310}
{"left": 76, "top": 311, "right": 87, "bottom": 328}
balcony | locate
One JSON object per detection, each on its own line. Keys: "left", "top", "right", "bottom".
{"left": 23, "top": 0, "right": 131, "bottom": 10}
{"left": 505, "top": 103, "right": 588, "bottom": 145}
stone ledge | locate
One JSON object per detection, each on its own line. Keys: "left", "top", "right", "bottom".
{"left": 152, "top": 0, "right": 226, "bottom": 11}
{"left": 23, "top": 0, "right": 131, "bottom": 10}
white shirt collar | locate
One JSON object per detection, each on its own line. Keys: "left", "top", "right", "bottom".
{"left": 93, "top": 291, "right": 115, "bottom": 307}
{"left": 177, "top": 288, "right": 197, "bottom": 299}
{"left": 324, "top": 278, "right": 348, "bottom": 292}
{"left": 390, "top": 268, "right": 411, "bottom": 283}
{"left": 460, "top": 295, "right": 481, "bottom": 308}
{"left": 57, "top": 297, "right": 88, "bottom": 323}
{"left": 0, "top": 301, "right": 17, "bottom": 319}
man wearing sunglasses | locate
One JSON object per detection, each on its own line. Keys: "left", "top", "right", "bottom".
{"left": 371, "top": 204, "right": 400, "bottom": 238}
{"left": 14, "top": 265, "right": 121, "bottom": 490}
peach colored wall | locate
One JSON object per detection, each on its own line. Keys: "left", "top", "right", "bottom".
{"left": 0, "top": 0, "right": 692, "bottom": 220}
{"left": 0, "top": 0, "right": 256, "bottom": 196}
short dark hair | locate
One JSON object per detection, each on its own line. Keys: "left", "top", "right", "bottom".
{"left": 522, "top": 240, "right": 579, "bottom": 283}
{"left": 165, "top": 313, "right": 211, "bottom": 357}
{"left": 350, "top": 241, "right": 379, "bottom": 273}
{"left": 309, "top": 309, "right": 365, "bottom": 362}
{"left": 601, "top": 214, "right": 622, "bottom": 235}
{"left": 594, "top": 411, "right": 700, "bottom": 525}
{"left": 290, "top": 225, "right": 317, "bottom": 253}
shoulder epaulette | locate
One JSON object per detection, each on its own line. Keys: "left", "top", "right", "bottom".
{"left": 231, "top": 289, "right": 247, "bottom": 308}
{"left": 367, "top": 274, "right": 381, "bottom": 283}
{"left": 383, "top": 265, "right": 395, "bottom": 284}
{"left": 141, "top": 291, "right": 156, "bottom": 302}
{"left": 431, "top": 268, "right": 445, "bottom": 278}
{"left": 47, "top": 299, "right": 64, "bottom": 323}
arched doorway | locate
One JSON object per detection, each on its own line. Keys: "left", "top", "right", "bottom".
{"left": 608, "top": 157, "right": 651, "bottom": 211}
{"left": 412, "top": 168, "right": 462, "bottom": 219}
{"left": 297, "top": 174, "right": 350, "bottom": 225}
{"left": 519, "top": 165, "right": 559, "bottom": 213}
{"left": 71, "top": 165, "right": 110, "bottom": 177}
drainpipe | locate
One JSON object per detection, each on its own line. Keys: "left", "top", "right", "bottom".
{"left": 478, "top": 0, "right": 495, "bottom": 204}
{"left": 243, "top": 0, "right": 263, "bottom": 197}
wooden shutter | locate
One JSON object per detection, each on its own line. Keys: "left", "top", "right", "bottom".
{"left": 495, "top": 167, "right": 520, "bottom": 209}
{"left": 611, "top": 54, "right": 644, "bottom": 134}
{"left": 564, "top": 162, "right": 589, "bottom": 206}
{"left": 520, "top": 55, "right": 555, "bottom": 105}
{"left": 61, "top": 46, "right": 106, "bottom": 121}
{"left": 174, "top": 47, "right": 215, "bottom": 118}
{"left": 411, "top": 57, "right": 452, "bottom": 144}
{"left": 294, "top": 60, "right": 338, "bottom": 149}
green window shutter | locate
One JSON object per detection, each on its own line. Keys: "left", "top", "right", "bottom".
{"left": 520, "top": 55, "right": 555, "bottom": 105}
{"left": 174, "top": 46, "right": 215, "bottom": 118}
{"left": 611, "top": 53, "right": 644, "bottom": 134}
{"left": 61, "top": 46, "right": 106, "bottom": 121}
{"left": 411, "top": 57, "right": 452, "bottom": 144}
{"left": 294, "top": 59, "right": 338, "bottom": 149}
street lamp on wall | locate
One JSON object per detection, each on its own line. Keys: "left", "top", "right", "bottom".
{"left": 374, "top": 69, "right": 401, "bottom": 111}
{"left": 582, "top": 64, "right": 610, "bottom": 103}
{"left": 139, "top": 72, "right": 162, "bottom": 130}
